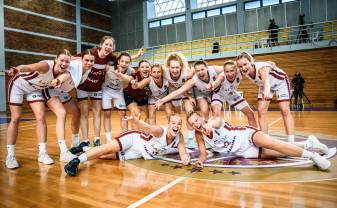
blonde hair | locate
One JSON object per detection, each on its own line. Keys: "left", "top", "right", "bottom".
{"left": 151, "top": 63, "right": 164, "bottom": 74}
{"left": 236, "top": 51, "right": 254, "bottom": 63}
{"left": 164, "top": 52, "right": 189, "bottom": 72}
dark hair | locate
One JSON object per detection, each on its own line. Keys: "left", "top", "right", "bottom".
{"left": 117, "top": 52, "right": 131, "bottom": 62}
{"left": 81, "top": 49, "right": 93, "bottom": 58}
{"left": 56, "top": 49, "right": 71, "bottom": 58}
{"left": 193, "top": 60, "right": 208, "bottom": 68}
{"left": 138, "top": 59, "right": 151, "bottom": 68}
{"left": 223, "top": 60, "right": 235, "bottom": 68}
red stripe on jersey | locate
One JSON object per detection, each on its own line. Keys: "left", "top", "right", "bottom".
{"left": 270, "top": 72, "right": 285, "bottom": 80}
{"left": 271, "top": 69, "right": 286, "bottom": 76}
{"left": 23, "top": 72, "right": 39, "bottom": 81}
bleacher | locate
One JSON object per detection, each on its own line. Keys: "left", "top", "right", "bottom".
{"left": 126, "top": 20, "right": 337, "bottom": 66}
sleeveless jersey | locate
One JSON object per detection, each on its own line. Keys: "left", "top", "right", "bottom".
{"left": 123, "top": 71, "right": 151, "bottom": 101}
{"left": 192, "top": 68, "right": 220, "bottom": 94}
{"left": 164, "top": 68, "right": 188, "bottom": 90}
{"left": 148, "top": 77, "right": 169, "bottom": 99}
{"left": 219, "top": 70, "right": 242, "bottom": 96}
{"left": 77, "top": 48, "right": 116, "bottom": 92}
{"left": 103, "top": 66, "right": 134, "bottom": 91}
{"left": 245, "top": 61, "right": 287, "bottom": 89}
{"left": 144, "top": 126, "right": 180, "bottom": 157}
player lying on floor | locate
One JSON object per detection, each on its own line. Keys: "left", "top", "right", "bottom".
{"left": 64, "top": 114, "right": 190, "bottom": 176}
{"left": 186, "top": 111, "right": 330, "bottom": 170}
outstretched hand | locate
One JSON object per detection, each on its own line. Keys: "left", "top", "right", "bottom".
{"left": 194, "top": 160, "right": 203, "bottom": 170}
{"left": 180, "top": 153, "right": 190, "bottom": 166}
{"left": 123, "top": 113, "right": 141, "bottom": 122}
{"left": 50, "top": 78, "right": 61, "bottom": 88}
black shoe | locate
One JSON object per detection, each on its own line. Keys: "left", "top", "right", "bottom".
{"left": 69, "top": 141, "right": 90, "bottom": 155}
{"left": 64, "top": 158, "right": 80, "bottom": 176}
{"left": 94, "top": 139, "right": 101, "bottom": 147}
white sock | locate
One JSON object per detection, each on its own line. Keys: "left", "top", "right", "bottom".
{"left": 288, "top": 135, "right": 295, "bottom": 143}
{"left": 105, "top": 132, "right": 112, "bottom": 143}
{"left": 38, "top": 143, "right": 47, "bottom": 155}
{"left": 301, "top": 149, "right": 314, "bottom": 159}
{"left": 7, "top": 144, "right": 16, "bottom": 156}
{"left": 94, "top": 137, "right": 100, "bottom": 142}
{"left": 72, "top": 134, "right": 80, "bottom": 147}
{"left": 58, "top": 139, "right": 68, "bottom": 154}
{"left": 78, "top": 154, "right": 87, "bottom": 163}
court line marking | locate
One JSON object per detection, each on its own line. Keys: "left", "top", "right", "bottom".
{"left": 127, "top": 176, "right": 187, "bottom": 208}
{"left": 127, "top": 116, "right": 284, "bottom": 207}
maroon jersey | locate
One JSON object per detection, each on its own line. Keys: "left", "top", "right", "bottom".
{"left": 123, "top": 71, "right": 151, "bottom": 102}
{"left": 77, "top": 48, "right": 116, "bottom": 92}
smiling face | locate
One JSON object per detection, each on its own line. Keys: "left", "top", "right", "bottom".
{"left": 100, "top": 38, "right": 115, "bottom": 57}
{"left": 151, "top": 65, "right": 163, "bottom": 83}
{"left": 82, "top": 54, "right": 95, "bottom": 71}
{"left": 139, "top": 61, "right": 151, "bottom": 78}
{"left": 187, "top": 113, "right": 205, "bottom": 132}
{"left": 167, "top": 115, "right": 182, "bottom": 137}
{"left": 118, "top": 55, "right": 131, "bottom": 73}
{"left": 236, "top": 57, "right": 253, "bottom": 75}
{"left": 54, "top": 54, "right": 71, "bottom": 74}
{"left": 169, "top": 60, "right": 182, "bottom": 79}
{"left": 194, "top": 64, "right": 208, "bottom": 81}
{"left": 224, "top": 63, "right": 237, "bottom": 81}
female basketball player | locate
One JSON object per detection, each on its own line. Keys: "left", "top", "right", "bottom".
{"left": 64, "top": 114, "right": 190, "bottom": 176}
{"left": 210, "top": 60, "right": 257, "bottom": 127}
{"left": 236, "top": 52, "right": 295, "bottom": 142}
{"left": 102, "top": 52, "right": 134, "bottom": 143}
{"left": 123, "top": 60, "right": 152, "bottom": 129}
{"left": 187, "top": 111, "right": 330, "bottom": 170}
{"left": 6, "top": 49, "right": 75, "bottom": 169}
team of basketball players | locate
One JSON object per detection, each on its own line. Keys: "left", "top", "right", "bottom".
{"left": 5, "top": 35, "right": 331, "bottom": 175}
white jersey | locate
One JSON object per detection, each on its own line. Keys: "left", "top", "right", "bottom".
{"left": 202, "top": 122, "right": 258, "bottom": 157}
{"left": 144, "top": 126, "right": 180, "bottom": 157}
{"left": 148, "top": 77, "right": 169, "bottom": 104}
{"left": 103, "top": 66, "right": 134, "bottom": 91}
{"left": 22, "top": 60, "right": 56, "bottom": 91}
{"left": 192, "top": 68, "right": 220, "bottom": 94}
{"left": 165, "top": 68, "right": 188, "bottom": 90}
{"left": 245, "top": 61, "right": 288, "bottom": 90}
{"left": 219, "top": 70, "right": 242, "bottom": 96}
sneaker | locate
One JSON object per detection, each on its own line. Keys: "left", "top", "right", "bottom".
{"left": 307, "top": 135, "right": 329, "bottom": 155}
{"left": 94, "top": 139, "right": 101, "bottom": 147}
{"left": 64, "top": 158, "right": 80, "bottom": 176}
{"left": 69, "top": 141, "right": 90, "bottom": 155}
{"left": 60, "top": 151, "right": 77, "bottom": 163}
{"left": 311, "top": 153, "right": 331, "bottom": 170}
{"left": 6, "top": 155, "right": 19, "bottom": 169}
{"left": 38, "top": 153, "right": 54, "bottom": 165}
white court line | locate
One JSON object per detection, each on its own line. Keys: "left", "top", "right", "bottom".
{"left": 126, "top": 116, "right": 284, "bottom": 207}
{"left": 127, "top": 177, "right": 187, "bottom": 208}
{"left": 268, "top": 116, "right": 283, "bottom": 127}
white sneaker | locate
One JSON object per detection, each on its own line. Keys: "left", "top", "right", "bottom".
{"left": 311, "top": 153, "right": 331, "bottom": 170}
{"left": 60, "top": 151, "right": 77, "bottom": 162}
{"left": 38, "top": 153, "right": 54, "bottom": 165}
{"left": 307, "top": 135, "right": 329, "bottom": 155}
{"left": 6, "top": 155, "right": 20, "bottom": 169}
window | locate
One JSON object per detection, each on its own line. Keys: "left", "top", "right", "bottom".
{"left": 262, "top": 0, "right": 280, "bottom": 6}
{"left": 153, "top": 0, "right": 185, "bottom": 17}
{"left": 161, "top": 18, "right": 173, "bottom": 26}
{"left": 149, "top": 21, "right": 161, "bottom": 28}
{"left": 281, "top": 0, "right": 296, "bottom": 2}
{"left": 173, "top": 15, "right": 186, "bottom": 23}
{"left": 244, "top": 1, "right": 261, "bottom": 10}
{"left": 196, "top": 0, "right": 236, "bottom": 9}
{"left": 192, "top": 11, "right": 206, "bottom": 19}
{"left": 221, "top": 5, "right": 236, "bottom": 14}
{"left": 207, "top": 8, "right": 221, "bottom": 17}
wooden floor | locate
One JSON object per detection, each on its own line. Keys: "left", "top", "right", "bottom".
{"left": 1, "top": 110, "right": 337, "bottom": 208}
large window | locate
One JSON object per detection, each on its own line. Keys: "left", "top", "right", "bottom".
{"left": 196, "top": 0, "right": 236, "bottom": 9}
{"left": 244, "top": 0, "right": 261, "bottom": 10}
{"left": 153, "top": 0, "right": 186, "bottom": 17}
{"left": 262, "top": 0, "right": 280, "bottom": 6}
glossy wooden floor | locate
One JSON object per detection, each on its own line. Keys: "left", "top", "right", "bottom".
{"left": 1, "top": 110, "right": 337, "bottom": 208}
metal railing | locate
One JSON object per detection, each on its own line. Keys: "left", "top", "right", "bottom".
{"left": 127, "top": 20, "right": 337, "bottom": 65}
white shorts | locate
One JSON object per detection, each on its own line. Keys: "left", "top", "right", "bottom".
{"left": 42, "top": 89, "right": 72, "bottom": 104}
{"left": 234, "top": 127, "right": 261, "bottom": 158}
{"left": 102, "top": 86, "right": 126, "bottom": 110}
{"left": 224, "top": 91, "right": 249, "bottom": 110}
{"left": 8, "top": 79, "right": 44, "bottom": 105}
{"left": 115, "top": 131, "right": 153, "bottom": 160}
{"left": 76, "top": 89, "right": 102, "bottom": 101}
{"left": 258, "top": 78, "right": 291, "bottom": 102}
